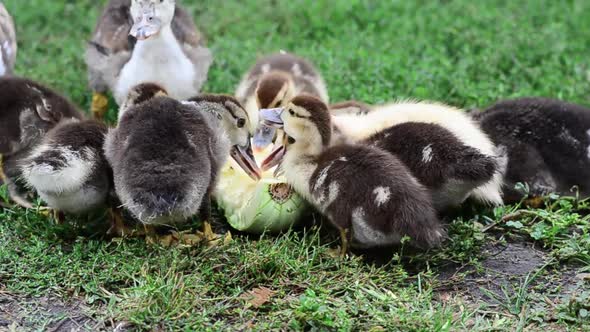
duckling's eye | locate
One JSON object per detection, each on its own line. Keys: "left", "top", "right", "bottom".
{"left": 288, "top": 109, "right": 295, "bottom": 116}
{"left": 237, "top": 118, "right": 246, "bottom": 128}
{"left": 287, "top": 136, "right": 296, "bottom": 144}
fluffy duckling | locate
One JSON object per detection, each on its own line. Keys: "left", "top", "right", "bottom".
{"left": 21, "top": 119, "right": 111, "bottom": 217}
{"left": 366, "top": 122, "right": 499, "bottom": 211}
{"left": 0, "top": 3, "right": 17, "bottom": 76}
{"left": 235, "top": 52, "right": 329, "bottom": 150}
{"left": 260, "top": 95, "right": 444, "bottom": 253}
{"left": 85, "top": 0, "right": 212, "bottom": 119}
{"left": 0, "top": 77, "right": 83, "bottom": 208}
{"left": 473, "top": 97, "right": 590, "bottom": 203}
{"left": 104, "top": 87, "right": 260, "bottom": 238}
{"left": 331, "top": 101, "right": 506, "bottom": 207}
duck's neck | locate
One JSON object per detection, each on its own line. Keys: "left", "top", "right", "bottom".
{"left": 281, "top": 146, "right": 321, "bottom": 202}
{"left": 132, "top": 25, "right": 181, "bottom": 61}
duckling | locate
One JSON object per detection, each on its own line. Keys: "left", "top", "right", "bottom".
{"left": 365, "top": 122, "right": 499, "bottom": 211}
{"left": 0, "top": 77, "right": 83, "bottom": 208}
{"left": 21, "top": 119, "right": 111, "bottom": 218}
{"left": 473, "top": 97, "right": 590, "bottom": 203}
{"left": 85, "top": 0, "right": 212, "bottom": 119}
{"left": 331, "top": 101, "right": 506, "bottom": 207}
{"left": 104, "top": 89, "right": 260, "bottom": 239}
{"left": 260, "top": 95, "right": 444, "bottom": 253}
{"left": 235, "top": 52, "right": 329, "bottom": 150}
{"left": 0, "top": 3, "right": 17, "bottom": 76}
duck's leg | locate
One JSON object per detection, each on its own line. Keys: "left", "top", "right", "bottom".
{"left": 0, "top": 154, "right": 6, "bottom": 182}
{"left": 91, "top": 91, "right": 109, "bottom": 120}
{"left": 199, "top": 190, "right": 219, "bottom": 244}
{"left": 339, "top": 228, "right": 350, "bottom": 257}
{"left": 54, "top": 210, "right": 66, "bottom": 224}
{"left": 107, "top": 207, "right": 134, "bottom": 236}
{"left": 37, "top": 207, "right": 63, "bottom": 224}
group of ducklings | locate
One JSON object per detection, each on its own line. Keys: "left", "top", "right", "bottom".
{"left": 2, "top": 0, "right": 590, "bottom": 253}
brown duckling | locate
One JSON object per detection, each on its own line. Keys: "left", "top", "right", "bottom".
{"left": 331, "top": 101, "right": 506, "bottom": 207}
{"left": 473, "top": 97, "right": 590, "bottom": 204}
{"left": 260, "top": 95, "right": 444, "bottom": 253}
{"left": 0, "top": 3, "right": 17, "bottom": 76}
{"left": 235, "top": 52, "right": 329, "bottom": 150}
{"left": 0, "top": 77, "right": 83, "bottom": 208}
{"left": 104, "top": 85, "right": 260, "bottom": 239}
{"left": 85, "top": 0, "right": 212, "bottom": 119}
{"left": 365, "top": 122, "right": 499, "bottom": 211}
{"left": 21, "top": 119, "right": 111, "bottom": 217}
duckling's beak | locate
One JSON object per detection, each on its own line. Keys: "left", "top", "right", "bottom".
{"left": 261, "top": 144, "right": 285, "bottom": 172}
{"left": 252, "top": 125, "right": 277, "bottom": 152}
{"left": 259, "top": 108, "right": 284, "bottom": 128}
{"left": 130, "top": 9, "right": 162, "bottom": 40}
{"left": 231, "top": 140, "right": 261, "bottom": 181}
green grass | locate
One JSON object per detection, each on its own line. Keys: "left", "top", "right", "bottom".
{"left": 2, "top": 0, "right": 590, "bottom": 330}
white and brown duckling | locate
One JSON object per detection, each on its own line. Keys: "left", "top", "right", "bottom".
{"left": 235, "top": 52, "right": 329, "bottom": 150}
{"left": 472, "top": 97, "right": 590, "bottom": 204}
{"left": 331, "top": 101, "right": 507, "bottom": 207}
{"left": 365, "top": 122, "right": 499, "bottom": 211}
{"left": 0, "top": 3, "right": 17, "bottom": 76}
{"left": 104, "top": 86, "right": 260, "bottom": 239}
{"left": 21, "top": 119, "right": 111, "bottom": 220}
{"left": 85, "top": 0, "right": 212, "bottom": 119}
{"left": 0, "top": 77, "right": 83, "bottom": 208}
{"left": 260, "top": 95, "right": 444, "bottom": 253}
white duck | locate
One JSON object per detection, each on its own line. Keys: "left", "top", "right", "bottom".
{"left": 85, "top": 0, "right": 212, "bottom": 119}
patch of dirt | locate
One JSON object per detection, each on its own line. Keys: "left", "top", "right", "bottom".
{"left": 435, "top": 241, "right": 588, "bottom": 307}
{"left": 0, "top": 292, "right": 121, "bottom": 332}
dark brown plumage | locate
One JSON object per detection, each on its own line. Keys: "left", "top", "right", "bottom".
{"left": 473, "top": 97, "right": 590, "bottom": 202}
{"left": 310, "top": 144, "right": 445, "bottom": 249}
{"left": 256, "top": 71, "right": 292, "bottom": 108}
{"left": 365, "top": 122, "right": 498, "bottom": 210}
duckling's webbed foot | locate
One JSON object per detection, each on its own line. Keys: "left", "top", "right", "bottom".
{"left": 91, "top": 92, "right": 109, "bottom": 120}
{"left": 199, "top": 191, "right": 221, "bottom": 246}
{"left": 523, "top": 196, "right": 545, "bottom": 208}
{"left": 107, "top": 207, "right": 136, "bottom": 237}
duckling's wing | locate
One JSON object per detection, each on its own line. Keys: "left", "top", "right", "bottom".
{"left": 172, "top": 6, "right": 206, "bottom": 48}
{"left": 90, "top": 0, "right": 133, "bottom": 53}
{"left": 85, "top": 0, "right": 133, "bottom": 92}
{"left": 0, "top": 3, "right": 17, "bottom": 75}
{"left": 173, "top": 6, "right": 213, "bottom": 94}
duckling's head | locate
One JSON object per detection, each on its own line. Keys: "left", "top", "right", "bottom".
{"left": 187, "top": 94, "right": 261, "bottom": 180}
{"left": 129, "top": 0, "right": 176, "bottom": 40}
{"left": 260, "top": 94, "right": 331, "bottom": 170}
{"left": 253, "top": 71, "right": 296, "bottom": 151}
{"left": 120, "top": 83, "right": 168, "bottom": 116}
